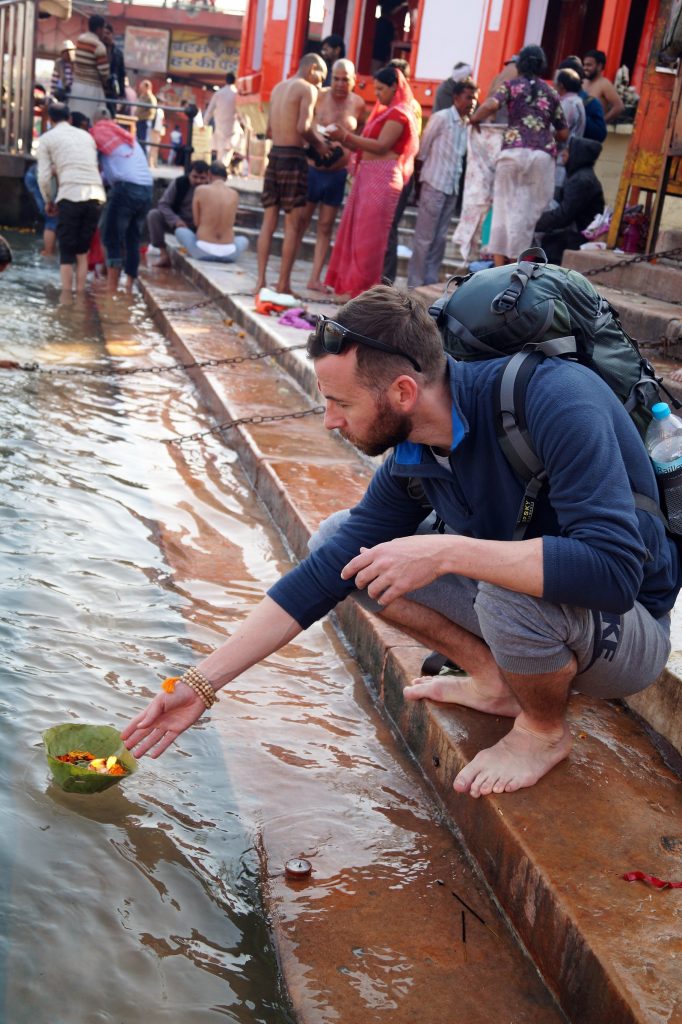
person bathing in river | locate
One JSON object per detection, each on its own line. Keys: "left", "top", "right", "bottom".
{"left": 122, "top": 285, "right": 680, "bottom": 799}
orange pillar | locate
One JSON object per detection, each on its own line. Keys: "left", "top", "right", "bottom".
{"left": 597, "top": 0, "right": 633, "bottom": 79}
{"left": 238, "top": 0, "right": 259, "bottom": 77}
{"left": 632, "top": 0, "right": 661, "bottom": 93}
{"left": 476, "top": 0, "right": 530, "bottom": 95}
{"left": 348, "top": 0, "right": 365, "bottom": 65}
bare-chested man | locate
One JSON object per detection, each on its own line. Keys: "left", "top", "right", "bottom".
{"left": 175, "top": 161, "right": 249, "bottom": 263}
{"left": 299, "top": 58, "right": 367, "bottom": 293}
{"left": 256, "top": 53, "right": 330, "bottom": 296}
{"left": 583, "top": 49, "right": 624, "bottom": 124}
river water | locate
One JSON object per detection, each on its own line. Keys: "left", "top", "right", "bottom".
{"left": 0, "top": 234, "right": 294, "bottom": 1023}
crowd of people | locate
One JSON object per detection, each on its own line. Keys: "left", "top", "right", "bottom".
{"left": 256, "top": 42, "right": 616, "bottom": 298}
{"left": 29, "top": 30, "right": 619, "bottom": 299}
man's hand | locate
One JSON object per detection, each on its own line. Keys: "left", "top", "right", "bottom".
{"left": 120, "top": 683, "right": 206, "bottom": 759}
{"left": 341, "top": 536, "right": 450, "bottom": 605}
{"left": 45, "top": 201, "right": 58, "bottom": 217}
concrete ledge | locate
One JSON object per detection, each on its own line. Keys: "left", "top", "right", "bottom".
{"left": 138, "top": 263, "right": 682, "bottom": 1024}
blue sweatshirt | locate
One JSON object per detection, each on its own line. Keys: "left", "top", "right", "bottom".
{"left": 269, "top": 355, "right": 680, "bottom": 627}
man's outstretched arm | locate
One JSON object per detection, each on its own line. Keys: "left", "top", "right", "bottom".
{"left": 121, "top": 596, "right": 302, "bottom": 758}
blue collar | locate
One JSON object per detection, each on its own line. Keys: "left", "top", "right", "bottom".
{"left": 394, "top": 358, "right": 465, "bottom": 465}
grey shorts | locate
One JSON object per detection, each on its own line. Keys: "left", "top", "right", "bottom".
{"left": 309, "top": 510, "right": 671, "bottom": 700}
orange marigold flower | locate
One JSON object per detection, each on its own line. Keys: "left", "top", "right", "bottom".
{"left": 162, "top": 676, "right": 180, "bottom": 693}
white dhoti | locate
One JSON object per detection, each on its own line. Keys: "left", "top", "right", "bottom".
{"left": 69, "top": 80, "right": 106, "bottom": 119}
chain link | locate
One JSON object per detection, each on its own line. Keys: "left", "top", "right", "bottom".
{"left": 581, "top": 246, "right": 682, "bottom": 278}
{"left": 164, "top": 405, "right": 325, "bottom": 446}
{"left": 1, "top": 344, "right": 309, "bottom": 377}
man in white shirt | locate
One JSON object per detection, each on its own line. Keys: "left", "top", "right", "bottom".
{"left": 205, "top": 72, "right": 239, "bottom": 168}
{"left": 37, "top": 102, "right": 105, "bottom": 293}
{"left": 407, "top": 79, "right": 478, "bottom": 289}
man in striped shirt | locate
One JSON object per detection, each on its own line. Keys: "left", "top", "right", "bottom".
{"left": 70, "top": 14, "right": 110, "bottom": 120}
{"left": 407, "top": 79, "right": 478, "bottom": 289}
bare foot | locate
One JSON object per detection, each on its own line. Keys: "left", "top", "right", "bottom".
{"left": 307, "top": 279, "right": 331, "bottom": 293}
{"left": 404, "top": 674, "right": 521, "bottom": 717}
{"left": 453, "top": 717, "right": 573, "bottom": 798}
{"left": 153, "top": 253, "right": 171, "bottom": 268}
{"left": 670, "top": 367, "right": 682, "bottom": 383}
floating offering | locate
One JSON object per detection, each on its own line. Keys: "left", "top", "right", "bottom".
{"left": 43, "top": 723, "right": 138, "bottom": 793}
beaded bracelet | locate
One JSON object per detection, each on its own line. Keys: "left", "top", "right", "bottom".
{"left": 161, "top": 668, "right": 219, "bottom": 710}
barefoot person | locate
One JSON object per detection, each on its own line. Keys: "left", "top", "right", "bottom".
{"left": 299, "top": 59, "right": 367, "bottom": 292}
{"left": 255, "top": 53, "right": 331, "bottom": 297}
{"left": 175, "top": 161, "right": 248, "bottom": 262}
{"left": 122, "top": 286, "right": 679, "bottom": 799}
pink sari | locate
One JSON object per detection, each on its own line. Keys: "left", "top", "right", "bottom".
{"left": 326, "top": 71, "right": 419, "bottom": 297}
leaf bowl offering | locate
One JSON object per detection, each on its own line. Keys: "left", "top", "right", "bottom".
{"left": 43, "top": 723, "right": 137, "bottom": 794}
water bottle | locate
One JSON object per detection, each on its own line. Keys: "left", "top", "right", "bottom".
{"left": 645, "top": 401, "right": 682, "bottom": 533}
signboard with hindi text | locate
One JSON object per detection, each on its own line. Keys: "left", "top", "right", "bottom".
{"left": 124, "top": 26, "right": 170, "bottom": 73}
{"left": 168, "top": 32, "right": 240, "bottom": 76}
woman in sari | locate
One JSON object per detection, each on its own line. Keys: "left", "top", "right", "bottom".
{"left": 325, "top": 66, "right": 419, "bottom": 298}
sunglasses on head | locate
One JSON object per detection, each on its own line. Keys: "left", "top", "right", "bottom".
{"left": 313, "top": 314, "right": 422, "bottom": 373}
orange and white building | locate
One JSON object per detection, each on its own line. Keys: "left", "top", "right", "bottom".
{"left": 237, "top": 0, "right": 662, "bottom": 112}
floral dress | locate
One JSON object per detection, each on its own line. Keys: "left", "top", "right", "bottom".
{"left": 493, "top": 78, "right": 566, "bottom": 155}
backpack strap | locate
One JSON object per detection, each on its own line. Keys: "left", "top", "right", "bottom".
{"left": 495, "top": 350, "right": 672, "bottom": 541}
{"left": 494, "top": 350, "right": 548, "bottom": 540}
{"left": 490, "top": 249, "right": 548, "bottom": 314}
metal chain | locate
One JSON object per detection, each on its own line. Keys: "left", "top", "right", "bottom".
{"left": 581, "top": 246, "right": 682, "bottom": 278}
{"left": 1, "top": 344, "right": 309, "bottom": 377}
{"left": 164, "top": 405, "right": 325, "bottom": 446}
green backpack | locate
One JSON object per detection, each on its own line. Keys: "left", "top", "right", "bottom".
{"left": 428, "top": 248, "right": 680, "bottom": 538}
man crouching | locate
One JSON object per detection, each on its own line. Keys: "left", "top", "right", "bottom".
{"left": 122, "top": 286, "right": 678, "bottom": 798}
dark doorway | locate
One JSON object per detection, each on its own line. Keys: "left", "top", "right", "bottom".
{"left": 540, "top": 0, "right": 605, "bottom": 73}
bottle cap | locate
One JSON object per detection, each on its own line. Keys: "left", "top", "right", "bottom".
{"left": 284, "top": 858, "right": 312, "bottom": 880}
{"left": 652, "top": 402, "right": 671, "bottom": 420}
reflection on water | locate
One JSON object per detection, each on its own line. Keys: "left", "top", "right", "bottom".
{"left": 0, "top": 235, "right": 293, "bottom": 1023}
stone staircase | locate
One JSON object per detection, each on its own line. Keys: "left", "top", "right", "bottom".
{"left": 229, "top": 177, "right": 466, "bottom": 281}
{"left": 139, "top": 243, "right": 682, "bottom": 1024}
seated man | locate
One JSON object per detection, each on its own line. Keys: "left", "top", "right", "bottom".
{"left": 535, "top": 136, "right": 604, "bottom": 264}
{"left": 146, "top": 159, "right": 209, "bottom": 267}
{"left": 175, "top": 161, "right": 248, "bottom": 262}
{"left": 123, "top": 285, "right": 679, "bottom": 802}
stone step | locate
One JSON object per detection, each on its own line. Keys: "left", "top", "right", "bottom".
{"left": 562, "top": 249, "right": 682, "bottom": 307}
{"left": 596, "top": 284, "right": 682, "bottom": 348}
{"left": 138, "top": 245, "right": 682, "bottom": 1024}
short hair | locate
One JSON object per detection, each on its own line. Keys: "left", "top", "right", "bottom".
{"left": 388, "top": 57, "right": 410, "bottom": 78}
{"left": 47, "top": 102, "right": 70, "bottom": 123}
{"left": 189, "top": 159, "right": 210, "bottom": 174}
{"left": 517, "top": 44, "right": 546, "bottom": 78}
{"left": 209, "top": 160, "right": 227, "bottom": 179}
{"left": 558, "top": 55, "right": 584, "bottom": 78}
{"left": 452, "top": 77, "right": 478, "bottom": 97}
{"left": 332, "top": 58, "right": 356, "bottom": 78}
{"left": 104, "top": 22, "right": 114, "bottom": 32}
{"left": 322, "top": 34, "right": 345, "bottom": 56}
{"left": 70, "top": 111, "right": 91, "bottom": 129}
{"left": 88, "top": 14, "right": 105, "bottom": 33}
{"left": 556, "top": 68, "right": 582, "bottom": 93}
{"left": 374, "top": 65, "right": 399, "bottom": 88}
{"left": 299, "top": 52, "right": 326, "bottom": 75}
{"left": 225, "top": 72, "right": 236, "bottom": 85}
{"left": 307, "top": 285, "right": 447, "bottom": 389}
{"left": 584, "top": 49, "right": 606, "bottom": 67}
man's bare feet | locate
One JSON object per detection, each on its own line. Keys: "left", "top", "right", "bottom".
{"left": 153, "top": 253, "right": 171, "bottom": 268}
{"left": 453, "top": 716, "right": 573, "bottom": 798}
{"left": 670, "top": 367, "right": 682, "bottom": 384}
{"left": 404, "top": 674, "right": 521, "bottom": 717}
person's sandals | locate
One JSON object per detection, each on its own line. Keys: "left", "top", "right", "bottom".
{"left": 420, "top": 651, "right": 467, "bottom": 676}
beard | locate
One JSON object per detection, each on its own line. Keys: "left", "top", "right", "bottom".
{"left": 341, "top": 393, "right": 413, "bottom": 456}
